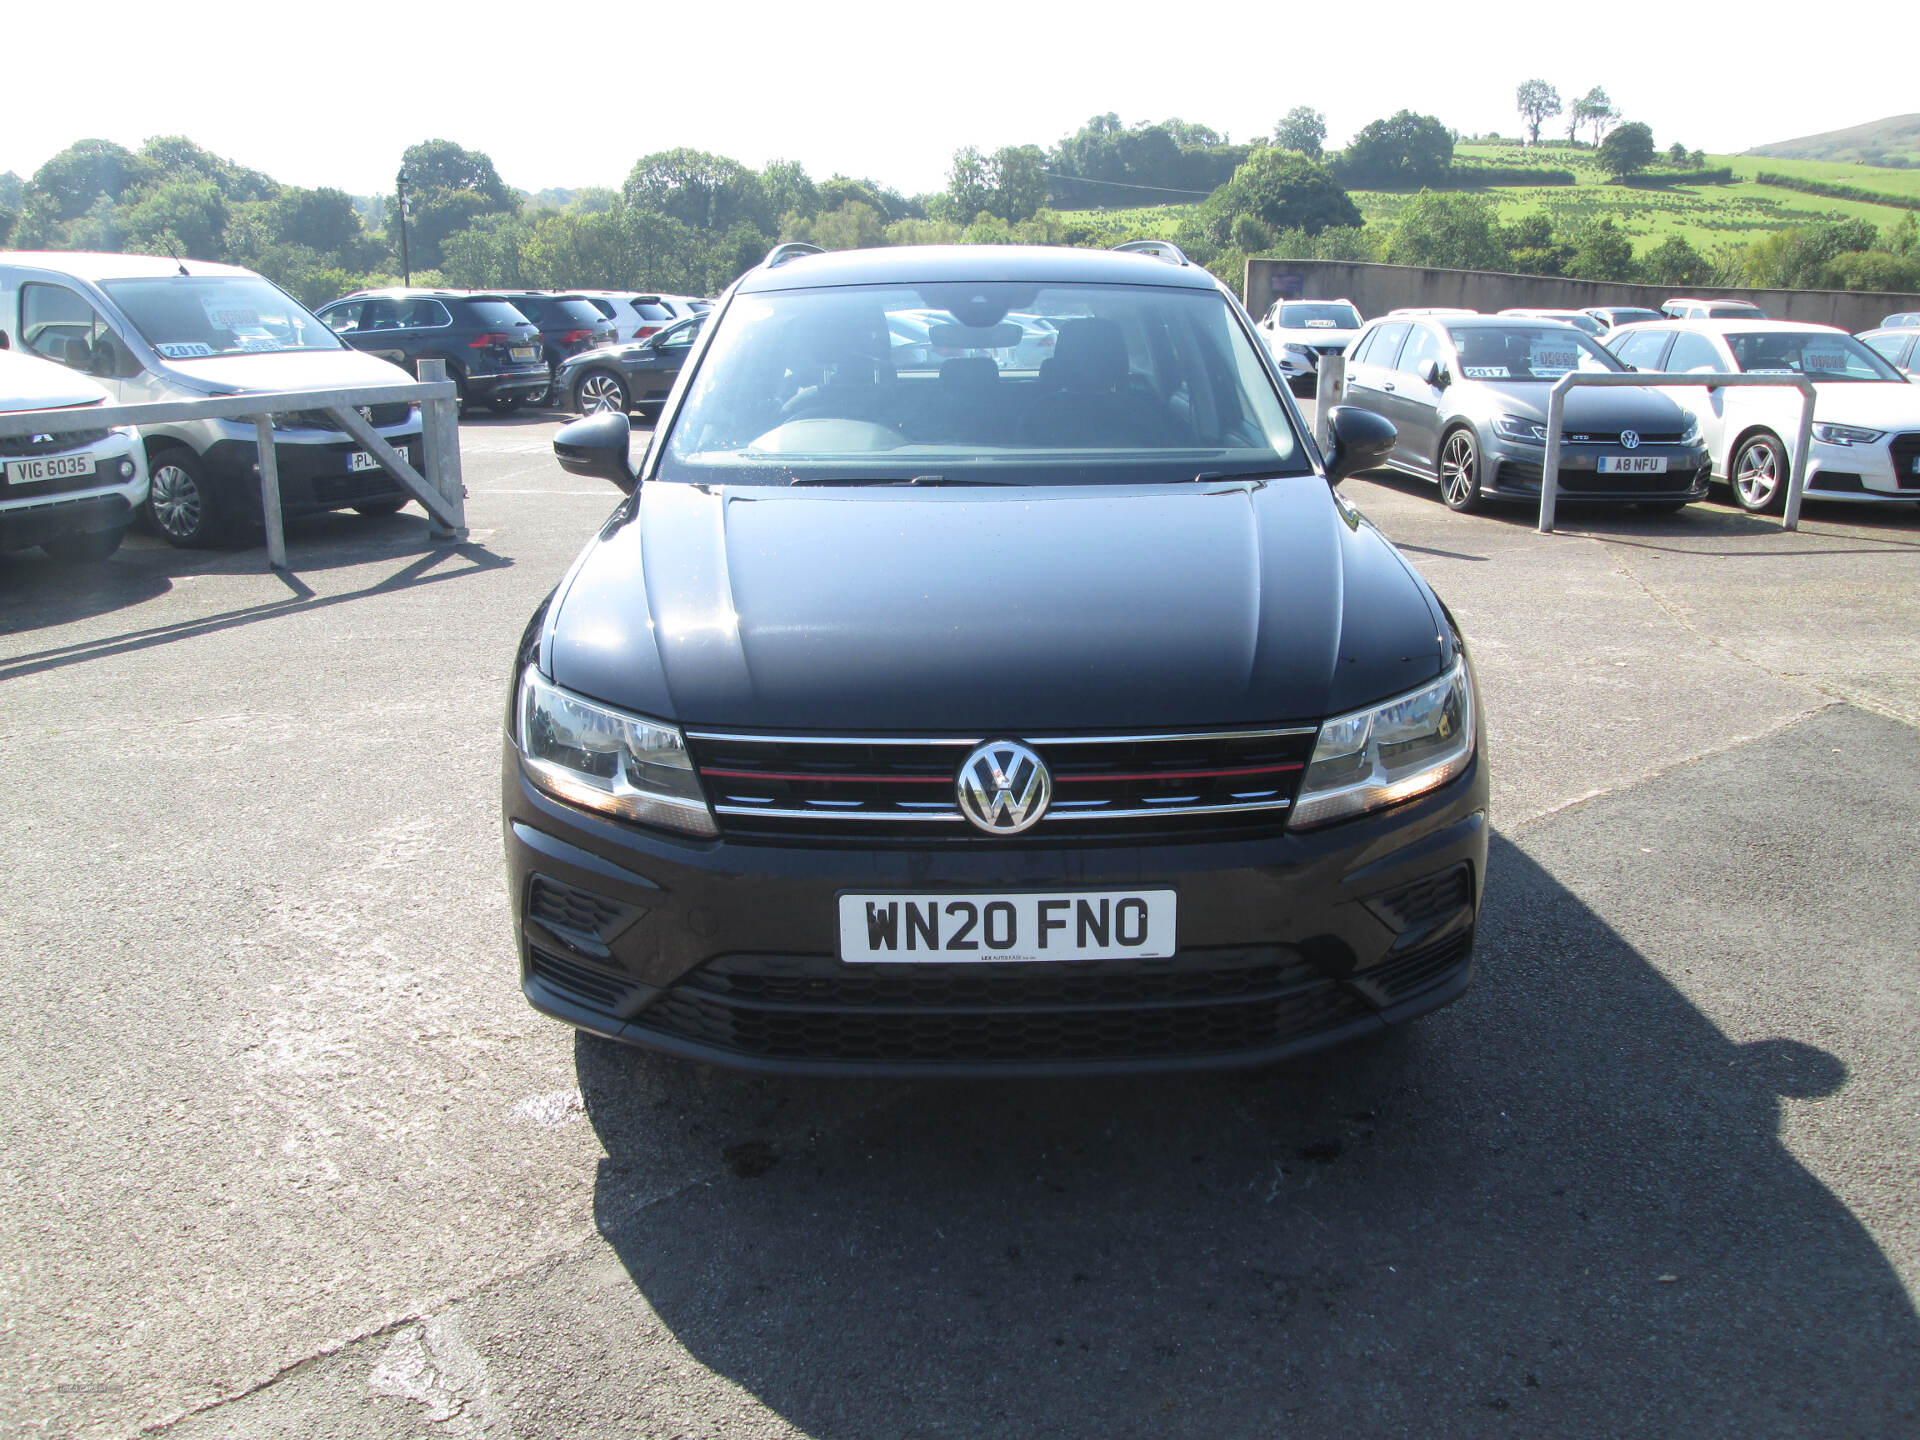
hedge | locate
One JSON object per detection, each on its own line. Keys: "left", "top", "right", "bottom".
{"left": 1619, "top": 168, "right": 1735, "bottom": 188}
{"left": 1754, "top": 170, "right": 1920, "bottom": 212}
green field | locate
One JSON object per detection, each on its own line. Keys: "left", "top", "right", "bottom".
{"left": 1057, "top": 140, "right": 1920, "bottom": 261}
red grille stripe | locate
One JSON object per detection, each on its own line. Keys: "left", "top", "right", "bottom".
{"left": 699, "top": 762, "right": 1304, "bottom": 786}
{"left": 700, "top": 768, "right": 950, "bottom": 784}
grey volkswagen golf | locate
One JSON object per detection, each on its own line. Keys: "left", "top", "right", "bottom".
{"left": 503, "top": 241, "right": 1487, "bottom": 1076}
{"left": 1342, "top": 314, "right": 1711, "bottom": 512}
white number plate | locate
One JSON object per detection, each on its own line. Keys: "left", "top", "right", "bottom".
{"left": 839, "top": 890, "right": 1176, "bottom": 964}
{"left": 348, "top": 450, "right": 379, "bottom": 472}
{"left": 511, "top": 345, "right": 538, "bottom": 362}
{"left": 1598, "top": 456, "right": 1668, "bottom": 474}
{"left": 6, "top": 453, "right": 95, "bottom": 485}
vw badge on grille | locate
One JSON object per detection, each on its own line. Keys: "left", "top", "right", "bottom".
{"left": 1620, "top": 430, "right": 1640, "bottom": 450}
{"left": 956, "top": 740, "right": 1051, "bottom": 836}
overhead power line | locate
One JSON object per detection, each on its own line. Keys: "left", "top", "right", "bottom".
{"left": 1039, "top": 170, "right": 1215, "bottom": 197}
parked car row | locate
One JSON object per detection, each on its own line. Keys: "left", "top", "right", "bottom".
{"left": 315, "top": 287, "right": 711, "bottom": 413}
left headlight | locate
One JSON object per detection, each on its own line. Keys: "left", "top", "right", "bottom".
{"left": 515, "top": 667, "right": 718, "bottom": 837}
{"left": 1290, "top": 658, "right": 1476, "bottom": 830}
{"left": 1491, "top": 413, "right": 1548, "bottom": 445}
{"left": 1811, "top": 422, "right": 1885, "bottom": 446}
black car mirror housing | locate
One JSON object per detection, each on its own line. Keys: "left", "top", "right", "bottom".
{"left": 1323, "top": 406, "right": 1397, "bottom": 485}
{"left": 554, "top": 412, "right": 638, "bottom": 494}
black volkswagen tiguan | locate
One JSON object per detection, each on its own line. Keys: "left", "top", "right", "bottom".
{"left": 503, "top": 242, "right": 1487, "bottom": 1075}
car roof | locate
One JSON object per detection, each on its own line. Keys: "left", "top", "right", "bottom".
{"left": 737, "top": 244, "right": 1222, "bottom": 295}
{"left": 1665, "top": 297, "right": 1763, "bottom": 308}
{"left": 1611, "top": 319, "right": 1845, "bottom": 336}
{"left": 0, "top": 250, "right": 257, "bottom": 281}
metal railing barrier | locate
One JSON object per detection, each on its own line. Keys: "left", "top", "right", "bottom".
{"left": 1537, "top": 371, "right": 1816, "bottom": 534}
{"left": 0, "top": 357, "right": 466, "bottom": 569}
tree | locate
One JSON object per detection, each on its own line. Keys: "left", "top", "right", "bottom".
{"left": 1380, "top": 191, "right": 1510, "bottom": 271}
{"left": 987, "top": 145, "right": 1049, "bottom": 224}
{"left": 1503, "top": 213, "right": 1571, "bottom": 276}
{"left": 270, "top": 187, "right": 371, "bottom": 259}
{"left": 1339, "top": 111, "right": 1454, "bottom": 187}
{"left": 1668, "top": 141, "right": 1689, "bottom": 166}
{"left": 399, "top": 140, "right": 513, "bottom": 206}
{"left": 938, "top": 147, "right": 994, "bottom": 224}
{"left": 760, "top": 160, "right": 818, "bottom": 224}
{"left": 1642, "top": 235, "right": 1713, "bottom": 287}
{"left": 1207, "top": 148, "right": 1360, "bottom": 240}
{"left": 1514, "top": 81, "right": 1561, "bottom": 147}
{"left": 1566, "top": 218, "right": 1637, "bottom": 281}
{"left": 1272, "top": 107, "right": 1327, "bottom": 160}
{"left": 621, "top": 148, "right": 767, "bottom": 233}
{"left": 393, "top": 140, "right": 517, "bottom": 267}
{"left": 122, "top": 179, "right": 229, "bottom": 260}
{"left": 1598, "top": 122, "right": 1656, "bottom": 179}
{"left": 1571, "top": 87, "right": 1618, "bottom": 146}
{"left": 29, "top": 139, "right": 150, "bottom": 222}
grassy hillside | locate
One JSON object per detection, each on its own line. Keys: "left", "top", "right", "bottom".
{"left": 1057, "top": 140, "right": 1920, "bottom": 264}
{"left": 1746, "top": 114, "right": 1920, "bottom": 166}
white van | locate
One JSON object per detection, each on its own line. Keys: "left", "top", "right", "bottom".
{"left": 0, "top": 349, "right": 147, "bottom": 561}
{"left": 0, "top": 253, "right": 423, "bottom": 547}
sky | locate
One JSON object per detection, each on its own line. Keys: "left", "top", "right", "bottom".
{"left": 6, "top": 0, "right": 1909, "bottom": 201}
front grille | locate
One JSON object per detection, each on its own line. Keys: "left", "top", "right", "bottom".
{"left": 1563, "top": 431, "right": 1684, "bottom": 444}
{"left": 1889, "top": 433, "right": 1920, "bottom": 489}
{"left": 309, "top": 468, "right": 407, "bottom": 507}
{"left": 281, "top": 403, "right": 414, "bottom": 431}
{"left": 636, "top": 948, "right": 1371, "bottom": 1064}
{"left": 687, "top": 727, "right": 1317, "bottom": 843}
{"left": 1497, "top": 460, "right": 1693, "bottom": 495}
{"left": 0, "top": 426, "right": 111, "bottom": 457}
{"left": 690, "top": 946, "right": 1323, "bottom": 1008}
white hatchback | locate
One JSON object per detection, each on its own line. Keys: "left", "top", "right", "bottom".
{"left": 0, "top": 348, "right": 146, "bottom": 560}
{"left": 1605, "top": 319, "right": 1920, "bottom": 512}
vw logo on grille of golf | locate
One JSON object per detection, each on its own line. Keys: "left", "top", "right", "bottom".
{"left": 1620, "top": 429, "right": 1641, "bottom": 450}
{"left": 956, "top": 740, "right": 1051, "bottom": 835}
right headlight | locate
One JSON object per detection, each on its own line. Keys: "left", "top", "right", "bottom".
{"left": 1290, "top": 658, "right": 1476, "bottom": 830}
{"left": 515, "top": 667, "right": 717, "bottom": 837}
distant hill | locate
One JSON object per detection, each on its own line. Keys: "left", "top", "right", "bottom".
{"left": 1747, "top": 115, "right": 1920, "bottom": 168}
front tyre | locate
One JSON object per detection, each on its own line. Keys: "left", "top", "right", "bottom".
{"left": 352, "top": 498, "right": 409, "bottom": 517}
{"left": 1438, "top": 428, "right": 1483, "bottom": 513}
{"left": 1730, "top": 431, "right": 1788, "bottom": 514}
{"left": 575, "top": 370, "right": 629, "bottom": 415}
{"left": 147, "top": 449, "right": 229, "bottom": 548}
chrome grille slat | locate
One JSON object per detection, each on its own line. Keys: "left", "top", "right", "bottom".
{"left": 693, "top": 725, "right": 1315, "bottom": 842}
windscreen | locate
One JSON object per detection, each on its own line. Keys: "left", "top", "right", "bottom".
{"left": 1446, "top": 324, "right": 1624, "bottom": 381}
{"left": 1726, "top": 331, "right": 1902, "bottom": 382}
{"left": 1278, "top": 303, "right": 1361, "bottom": 330}
{"left": 101, "top": 276, "right": 340, "bottom": 358}
{"left": 659, "top": 282, "right": 1307, "bottom": 487}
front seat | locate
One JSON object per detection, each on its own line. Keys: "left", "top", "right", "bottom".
{"left": 1021, "top": 318, "right": 1157, "bottom": 446}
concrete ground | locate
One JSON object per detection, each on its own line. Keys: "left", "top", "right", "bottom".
{"left": 2, "top": 412, "right": 1916, "bottom": 1439}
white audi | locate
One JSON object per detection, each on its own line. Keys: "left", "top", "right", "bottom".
{"left": 1605, "top": 319, "right": 1920, "bottom": 512}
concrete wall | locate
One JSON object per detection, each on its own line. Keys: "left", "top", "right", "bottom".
{"left": 1244, "top": 258, "right": 1920, "bottom": 334}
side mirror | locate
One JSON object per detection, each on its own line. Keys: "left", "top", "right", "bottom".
{"left": 554, "top": 411, "right": 637, "bottom": 494}
{"left": 1420, "top": 359, "right": 1447, "bottom": 388}
{"left": 1323, "top": 405, "right": 1397, "bottom": 485}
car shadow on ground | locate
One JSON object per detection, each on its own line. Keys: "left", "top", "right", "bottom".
{"left": 0, "top": 525, "right": 509, "bottom": 672}
{"left": 574, "top": 833, "right": 1918, "bottom": 1438}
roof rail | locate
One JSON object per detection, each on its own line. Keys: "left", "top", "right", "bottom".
{"left": 1111, "top": 239, "right": 1190, "bottom": 267}
{"left": 763, "top": 242, "right": 825, "bottom": 270}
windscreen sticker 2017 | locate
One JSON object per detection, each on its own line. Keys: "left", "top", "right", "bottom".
{"left": 1462, "top": 366, "right": 1510, "bottom": 379}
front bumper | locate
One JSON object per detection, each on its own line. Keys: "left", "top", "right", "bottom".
{"left": 1483, "top": 434, "right": 1713, "bottom": 503}
{"left": 1796, "top": 435, "right": 1920, "bottom": 502}
{"left": 0, "top": 432, "right": 147, "bottom": 550}
{"left": 500, "top": 742, "right": 1490, "bottom": 1076}
{"left": 199, "top": 432, "right": 423, "bottom": 516}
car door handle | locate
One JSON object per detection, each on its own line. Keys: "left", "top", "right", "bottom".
{"left": 1382, "top": 382, "right": 1396, "bottom": 392}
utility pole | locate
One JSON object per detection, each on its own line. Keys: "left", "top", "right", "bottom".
{"left": 395, "top": 168, "right": 412, "bottom": 286}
